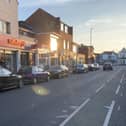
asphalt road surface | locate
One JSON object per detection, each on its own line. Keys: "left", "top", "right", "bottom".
{"left": 0, "top": 66, "right": 126, "bottom": 126}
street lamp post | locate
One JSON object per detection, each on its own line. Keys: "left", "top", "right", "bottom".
{"left": 90, "top": 28, "right": 93, "bottom": 46}
{"left": 89, "top": 28, "right": 93, "bottom": 64}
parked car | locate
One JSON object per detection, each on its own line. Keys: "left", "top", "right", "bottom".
{"left": 48, "top": 65, "right": 69, "bottom": 79}
{"left": 18, "top": 66, "right": 50, "bottom": 84}
{"left": 88, "top": 64, "right": 95, "bottom": 71}
{"left": 93, "top": 63, "right": 100, "bottom": 70}
{"left": 0, "top": 66, "right": 23, "bottom": 90}
{"left": 103, "top": 63, "right": 113, "bottom": 71}
{"left": 73, "top": 64, "right": 88, "bottom": 73}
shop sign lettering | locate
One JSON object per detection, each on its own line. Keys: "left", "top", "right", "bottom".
{"left": 8, "top": 39, "right": 25, "bottom": 48}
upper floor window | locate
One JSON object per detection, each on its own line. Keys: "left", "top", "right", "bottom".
{"left": 65, "top": 25, "right": 68, "bottom": 33}
{"left": 67, "top": 41, "right": 70, "bottom": 49}
{"left": 73, "top": 45, "right": 77, "bottom": 53}
{"left": 60, "top": 23, "right": 64, "bottom": 31}
{"left": 64, "top": 40, "right": 66, "bottom": 49}
{"left": 7, "top": 0, "right": 11, "bottom": 3}
{"left": 0, "top": 20, "right": 11, "bottom": 34}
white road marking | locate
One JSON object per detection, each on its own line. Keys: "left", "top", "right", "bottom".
{"left": 56, "top": 115, "right": 69, "bottom": 119}
{"left": 117, "top": 106, "right": 120, "bottom": 111}
{"left": 62, "top": 110, "right": 68, "bottom": 113}
{"left": 69, "top": 106, "right": 78, "bottom": 109}
{"left": 121, "top": 92, "right": 123, "bottom": 97}
{"left": 96, "top": 84, "right": 105, "bottom": 93}
{"left": 59, "top": 98, "right": 90, "bottom": 126}
{"left": 115, "top": 85, "right": 121, "bottom": 95}
{"left": 103, "top": 100, "right": 115, "bottom": 126}
{"left": 104, "top": 106, "right": 111, "bottom": 109}
{"left": 120, "top": 74, "right": 124, "bottom": 84}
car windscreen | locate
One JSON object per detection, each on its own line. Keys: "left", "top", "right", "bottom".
{"left": 19, "top": 67, "right": 32, "bottom": 74}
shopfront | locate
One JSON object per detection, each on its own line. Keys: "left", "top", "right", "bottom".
{"left": 0, "top": 34, "right": 25, "bottom": 71}
{"left": 50, "top": 51, "right": 58, "bottom": 66}
{"left": 35, "top": 48, "right": 50, "bottom": 67}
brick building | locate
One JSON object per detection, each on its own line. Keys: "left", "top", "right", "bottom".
{"left": 79, "top": 44, "right": 95, "bottom": 64}
{"left": 24, "top": 8, "right": 73, "bottom": 67}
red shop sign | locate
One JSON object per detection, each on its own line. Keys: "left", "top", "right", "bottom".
{"left": 8, "top": 39, "right": 25, "bottom": 48}
{"left": 0, "top": 34, "right": 25, "bottom": 49}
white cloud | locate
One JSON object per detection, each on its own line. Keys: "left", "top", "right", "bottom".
{"left": 19, "top": 0, "right": 98, "bottom": 7}
{"left": 74, "top": 16, "right": 126, "bottom": 52}
{"left": 85, "top": 18, "right": 113, "bottom": 27}
{"left": 19, "top": 0, "right": 74, "bottom": 7}
{"left": 119, "top": 23, "right": 126, "bottom": 27}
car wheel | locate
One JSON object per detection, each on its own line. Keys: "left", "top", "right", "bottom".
{"left": 18, "top": 79, "right": 23, "bottom": 88}
{"left": 45, "top": 76, "right": 50, "bottom": 82}
{"left": 47, "top": 76, "right": 50, "bottom": 81}
{"left": 58, "top": 74, "right": 62, "bottom": 79}
{"left": 33, "top": 77, "right": 37, "bottom": 84}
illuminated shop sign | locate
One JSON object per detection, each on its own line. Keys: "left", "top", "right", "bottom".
{"left": 0, "top": 34, "right": 25, "bottom": 49}
{"left": 8, "top": 39, "right": 25, "bottom": 48}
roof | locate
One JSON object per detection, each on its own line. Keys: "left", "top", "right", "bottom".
{"left": 25, "top": 8, "right": 59, "bottom": 23}
{"left": 102, "top": 51, "right": 117, "bottom": 55}
{"left": 19, "top": 21, "right": 33, "bottom": 31}
{"left": 25, "top": 8, "right": 72, "bottom": 27}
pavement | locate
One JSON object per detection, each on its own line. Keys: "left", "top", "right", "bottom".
{"left": 0, "top": 66, "right": 126, "bottom": 126}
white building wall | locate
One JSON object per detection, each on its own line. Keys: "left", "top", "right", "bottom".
{"left": 0, "top": 0, "right": 18, "bottom": 37}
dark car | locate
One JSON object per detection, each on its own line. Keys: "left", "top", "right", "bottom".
{"left": 73, "top": 64, "right": 88, "bottom": 73}
{"left": 18, "top": 66, "right": 50, "bottom": 84}
{"left": 48, "top": 65, "right": 69, "bottom": 79}
{"left": 88, "top": 64, "right": 95, "bottom": 71}
{"left": 103, "top": 63, "right": 113, "bottom": 71}
{"left": 0, "top": 66, "right": 23, "bottom": 90}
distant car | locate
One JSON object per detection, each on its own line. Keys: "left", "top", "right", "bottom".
{"left": 103, "top": 63, "right": 113, "bottom": 71}
{"left": 18, "top": 66, "right": 50, "bottom": 84}
{"left": 48, "top": 65, "right": 69, "bottom": 79}
{"left": 94, "top": 63, "right": 100, "bottom": 70}
{"left": 73, "top": 64, "right": 88, "bottom": 73}
{"left": 0, "top": 66, "right": 23, "bottom": 90}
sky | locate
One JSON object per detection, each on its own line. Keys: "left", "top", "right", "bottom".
{"left": 18, "top": 0, "right": 126, "bottom": 53}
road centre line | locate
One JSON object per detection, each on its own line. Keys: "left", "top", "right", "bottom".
{"left": 117, "top": 106, "right": 120, "bottom": 111}
{"left": 56, "top": 115, "right": 69, "bottom": 119}
{"left": 103, "top": 100, "right": 115, "bottom": 126}
{"left": 115, "top": 85, "right": 121, "bottom": 95}
{"left": 59, "top": 98, "right": 90, "bottom": 126}
{"left": 96, "top": 84, "right": 105, "bottom": 93}
{"left": 120, "top": 74, "right": 124, "bottom": 84}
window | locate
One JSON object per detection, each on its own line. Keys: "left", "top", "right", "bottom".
{"left": 0, "top": 20, "right": 11, "bottom": 34}
{"left": 67, "top": 41, "right": 70, "bottom": 49}
{"left": 50, "top": 37, "right": 57, "bottom": 51}
{"left": 60, "top": 23, "right": 64, "bottom": 31}
{"left": 6, "top": 22, "right": 11, "bottom": 34}
{"left": 6, "top": 0, "right": 11, "bottom": 3}
{"left": 65, "top": 25, "right": 68, "bottom": 33}
{"left": 73, "top": 45, "right": 77, "bottom": 53}
{"left": 64, "top": 40, "right": 66, "bottom": 49}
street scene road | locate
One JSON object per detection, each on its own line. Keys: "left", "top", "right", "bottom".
{"left": 0, "top": 66, "right": 126, "bottom": 126}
